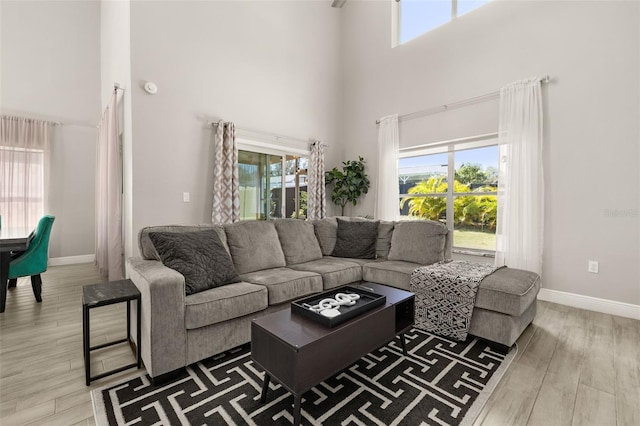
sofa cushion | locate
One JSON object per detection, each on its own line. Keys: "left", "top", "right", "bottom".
{"left": 288, "top": 258, "right": 362, "bottom": 290}
{"left": 274, "top": 219, "right": 323, "bottom": 265}
{"left": 239, "top": 267, "right": 322, "bottom": 305}
{"left": 387, "top": 221, "right": 448, "bottom": 265}
{"left": 331, "top": 218, "right": 379, "bottom": 259}
{"left": 366, "top": 261, "right": 540, "bottom": 318}
{"left": 313, "top": 217, "right": 338, "bottom": 255}
{"left": 474, "top": 267, "right": 541, "bottom": 316}
{"left": 363, "top": 260, "right": 423, "bottom": 290}
{"left": 376, "top": 221, "right": 395, "bottom": 260}
{"left": 329, "top": 256, "right": 377, "bottom": 267}
{"left": 140, "top": 225, "right": 228, "bottom": 260}
{"left": 184, "top": 282, "right": 268, "bottom": 329}
{"left": 225, "top": 221, "right": 286, "bottom": 274}
{"left": 149, "top": 230, "right": 241, "bottom": 295}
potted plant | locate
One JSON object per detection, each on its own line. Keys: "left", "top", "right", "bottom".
{"left": 325, "top": 156, "right": 371, "bottom": 216}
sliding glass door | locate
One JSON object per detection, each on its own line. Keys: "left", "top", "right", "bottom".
{"left": 237, "top": 150, "right": 308, "bottom": 220}
{"left": 238, "top": 150, "right": 282, "bottom": 220}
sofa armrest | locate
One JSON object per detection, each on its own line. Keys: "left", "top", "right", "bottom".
{"left": 127, "top": 257, "right": 187, "bottom": 378}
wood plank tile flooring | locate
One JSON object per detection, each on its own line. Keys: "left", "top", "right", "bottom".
{"left": 0, "top": 263, "right": 638, "bottom": 425}
{"left": 0, "top": 264, "right": 142, "bottom": 426}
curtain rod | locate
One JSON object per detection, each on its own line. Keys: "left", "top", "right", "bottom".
{"left": 2, "top": 83, "right": 123, "bottom": 129}
{"left": 209, "top": 122, "right": 327, "bottom": 147}
{"left": 376, "top": 75, "right": 551, "bottom": 125}
{"left": 1, "top": 115, "right": 58, "bottom": 126}
{"left": 1, "top": 112, "right": 97, "bottom": 129}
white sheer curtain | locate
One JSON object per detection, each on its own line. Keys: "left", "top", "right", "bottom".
{"left": 95, "top": 92, "right": 123, "bottom": 280}
{"left": 0, "top": 116, "right": 51, "bottom": 231}
{"left": 307, "top": 141, "right": 326, "bottom": 221}
{"left": 495, "top": 78, "right": 544, "bottom": 273}
{"left": 211, "top": 121, "right": 240, "bottom": 224}
{"left": 375, "top": 114, "right": 399, "bottom": 221}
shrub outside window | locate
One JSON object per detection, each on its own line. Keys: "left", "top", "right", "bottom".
{"left": 399, "top": 142, "right": 498, "bottom": 253}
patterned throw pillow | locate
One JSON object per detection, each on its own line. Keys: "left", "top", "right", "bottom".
{"left": 331, "top": 218, "right": 379, "bottom": 259}
{"left": 149, "top": 230, "right": 241, "bottom": 295}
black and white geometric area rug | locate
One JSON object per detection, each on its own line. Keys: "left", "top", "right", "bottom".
{"left": 92, "top": 328, "right": 516, "bottom": 426}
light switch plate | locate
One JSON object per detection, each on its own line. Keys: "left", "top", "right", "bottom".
{"left": 588, "top": 260, "right": 599, "bottom": 274}
{"left": 183, "top": 192, "right": 190, "bottom": 203}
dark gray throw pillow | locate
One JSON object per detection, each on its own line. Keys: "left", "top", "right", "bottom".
{"left": 149, "top": 230, "right": 241, "bottom": 296}
{"left": 331, "top": 218, "right": 379, "bottom": 259}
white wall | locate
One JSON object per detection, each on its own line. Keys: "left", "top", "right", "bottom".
{"left": 340, "top": 0, "right": 640, "bottom": 305}
{"left": 3, "top": 0, "right": 637, "bottom": 309}
{"left": 1, "top": 0, "right": 101, "bottom": 258}
{"left": 127, "top": 0, "right": 343, "bottom": 251}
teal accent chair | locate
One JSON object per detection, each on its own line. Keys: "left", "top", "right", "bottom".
{"left": 8, "top": 215, "right": 55, "bottom": 303}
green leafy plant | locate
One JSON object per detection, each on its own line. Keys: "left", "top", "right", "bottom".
{"left": 454, "top": 163, "right": 488, "bottom": 185}
{"left": 290, "top": 191, "right": 308, "bottom": 219}
{"left": 400, "top": 176, "right": 448, "bottom": 220}
{"left": 400, "top": 178, "right": 498, "bottom": 230}
{"left": 325, "top": 156, "right": 370, "bottom": 216}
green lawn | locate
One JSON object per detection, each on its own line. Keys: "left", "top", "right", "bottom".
{"left": 453, "top": 228, "right": 496, "bottom": 251}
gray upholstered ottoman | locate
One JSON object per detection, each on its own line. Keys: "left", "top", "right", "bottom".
{"left": 468, "top": 267, "right": 541, "bottom": 347}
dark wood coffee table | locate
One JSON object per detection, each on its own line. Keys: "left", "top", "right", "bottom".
{"left": 251, "top": 282, "right": 414, "bottom": 426}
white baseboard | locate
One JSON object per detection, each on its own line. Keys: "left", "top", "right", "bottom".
{"left": 48, "top": 254, "right": 95, "bottom": 267}
{"left": 538, "top": 288, "right": 640, "bottom": 320}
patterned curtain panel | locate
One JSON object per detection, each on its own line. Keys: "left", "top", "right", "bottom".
{"left": 0, "top": 116, "right": 51, "bottom": 231}
{"left": 495, "top": 78, "right": 544, "bottom": 273}
{"left": 211, "top": 121, "right": 240, "bottom": 224}
{"left": 95, "top": 91, "right": 123, "bottom": 280}
{"left": 306, "top": 141, "right": 326, "bottom": 221}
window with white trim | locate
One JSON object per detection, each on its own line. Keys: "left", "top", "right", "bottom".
{"left": 0, "top": 146, "right": 45, "bottom": 229}
{"left": 396, "top": 0, "right": 490, "bottom": 45}
{"left": 399, "top": 136, "right": 498, "bottom": 254}
{"left": 236, "top": 138, "right": 309, "bottom": 220}
{"left": 0, "top": 115, "right": 49, "bottom": 231}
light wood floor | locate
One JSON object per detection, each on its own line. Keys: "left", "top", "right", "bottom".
{"left": 0, "top": 264, "right": 638, "bottom": 426}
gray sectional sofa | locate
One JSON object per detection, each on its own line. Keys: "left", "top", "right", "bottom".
{"left": 127, "top": 217, "right": 540, "bottom": 382}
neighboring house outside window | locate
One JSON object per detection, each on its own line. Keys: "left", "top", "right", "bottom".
{"left": 237, "top": 138, "right": 309, "bottom": 221}
{"left": 399, "top": 136, "right": 498, "bottom": 254}
{"left": 396, "top": 0, "right": 490, "bottom": 45}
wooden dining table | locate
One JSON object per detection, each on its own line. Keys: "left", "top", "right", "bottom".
{"left": 0, "top": 228, "right": 32, "bottom": 313}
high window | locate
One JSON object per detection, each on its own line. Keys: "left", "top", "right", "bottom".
{"left": 237, "top": 141, "right": 309, "bottom": 220}
{"left": 399, "top": 137, "right": 498, "bottom": 254}
{"left": 397, "top": 0, "right": 490, "bottom": 44}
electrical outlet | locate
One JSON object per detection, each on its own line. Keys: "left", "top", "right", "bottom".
{"left": 183, "top": 192, "right": 190, "bottom": 203}
{"left": 588, "top": 260, "right": 599, "bottom": 274}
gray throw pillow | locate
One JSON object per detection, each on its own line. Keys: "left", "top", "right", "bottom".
{"left": 331, "top": 218, "right": 379, "bottom": 259}
{"left": 149, "top": 230, "right": 241, "bottom": 296}
{"left": 139, "top": 225, "right": 228, "bottom": 260}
